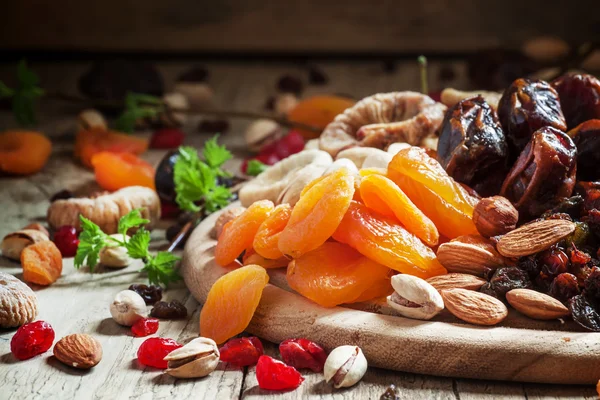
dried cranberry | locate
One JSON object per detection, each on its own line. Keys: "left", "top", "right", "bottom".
{"left": 53, "top": 226, "right": 80, "bottom": 257}
{"left": 276, "top": 75, "right": 303, "bottom": 95}
{"left": 198, "top": 119, "right": 230, "bottom": 134}
{"left": 129, "top": 284, "right": 163, "bottom": 305}
{"left": 50, "top": 189, "right": 73, "bottom": 202}
{"left": 10, "top": 321, "right": 55, "bottom": 360}
{"left": 131, "top": 318, "right": 159, "bottom": 337}
{"left": 137, "top": 337, "right": 182, "bottom": 369}
{"left": 150, "top": 300, "right": 187, "bottom": 319}
{"left": 255, "top": 355, "right": 304, "bottom": 391}
{"left": 549, "top": 273, "right": 581, "bottom": 303}
{"left": 279, "top": 338, "right": 327, "bottom": 372}
{"left": 150, "top": 128, "right": 185, "bottom": 149}
{"left": 280, "top": 131, "right": 305, "bottom": 154}
{"left": 219, "top": 336, "right": 264, "bottom": 367}
{"left": 160, "top": 201, "right": 181, "bottom": 220}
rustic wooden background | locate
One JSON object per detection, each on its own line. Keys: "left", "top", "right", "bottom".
{"left": 1, "top": 0, "right": 599, "bottom": 54}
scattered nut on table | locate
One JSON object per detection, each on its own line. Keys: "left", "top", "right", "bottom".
{"left": 324, "top": 345, "right": 368, "bottom": 389}
{"left": 53, "top": 333, "right": 103, "bottom": 369}
{"left": 0, "top": 272, "right": 38, "bottom": 328}
{"left": 110, "top": 290, "right": 147, "bottom": 326}
{"left": 164, "top": 337, "right": 220, "bottom": 378}
{"left": 99, "top": 234, "right": 132, "bottom": 268}
{"left": 387, "top": 274, "right": 444, "bottom": 320}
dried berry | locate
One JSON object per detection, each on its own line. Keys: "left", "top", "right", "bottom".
{"left": 569, "top": 294, "right": 600, "bottom": 332}
{"left": 150, "top": 300, "right": 187, "bottom": 319}
{"left": 517, "top": 256, "right": 541, "bottom": 280}
{"left": 219, "top": 336, "right": 264, "bottom": 367}
{"left": 549, "top": 273, "right": 580, "bottom": 303}
{"left": 198, "top": 119, "right": 230, "bottom": 134}
{"left": 541, "top": 196, "right": 583, "bottom": 221}
{"left": 576, "top": 181, "right": 600, "bottom": 214}
{"left": 128, "top": 284, "right": 163, "bottom": 305}
{"left": 276, "top": 75, "right": 303, "bottom": 95}
{"left": 255, "top": 355, "right": 304, "bottom": 391}
{"left": 150, "top": 128, "right": 185, "bottom": 149}
{"left": 50, "top": 189, "right": 73, "bottom": 202}
{"left": 500, "top": 126, "right": 577, "bottom": 220}
{"left": 570, "top": 246, "right": 592, "bottom": 267}
{"left": 279, "top": 338, "right": 327, "bottom": 372}
{"left": 437, "top": 96, "right": 508, "bottom": 196}
{"left": 568, "top": 120, "right": 600, "bottom": 181}
{"left": 10, "top": 321, "right": 55, "bottom": 360}
{"left": 552, "top": 73, "right": 600, "bottom": 129}
{"left": 137, "top": 337, "right": 182, "bottom": 369}
{"left": 480, "top": 267, "right": 532, "bottom": 300}
{"left": 53, "top": 226, "right": 80, "bottom": 257}
{"left": 131, "top": 318, "right": 159, "bottom": 337}
{"left": 584, "top": 267, "right": 600, "bottom": 303}
{"left": 538, "top": 248, "right": 570, "bottom": 279}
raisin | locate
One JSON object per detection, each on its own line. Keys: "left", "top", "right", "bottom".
{"left": 570, "top": 246, "right": 592, "bottom": 266}
{"left": 549, "top": 273, "right": 581, "bottom": 303}
{"left": 219, "top": 336, "right": 264, "bottom": 367}
{"left": 538, "top": 248, "right": 570, "bottom": 279}
{"left": 255, "top": 355, "right": 304, "bottom": 390}
{"left": 129, "top": 284, "right": 163, "bottom": 305}
{"left": 10, "top": 321, "right": 55, "bottom": 360}
{"left": 131, "top": 318, "right": 159, "bottom": 337}
{"left": 584, "top": 267, "right": 600, "bottom": 302}
{"left": 150, "top": 300, "right": 187, "bottom": 319}
{"left": 137, "top": 337, "right": 182, "bottom": 369}
{"left": 569, "top": 294, "right": 600, "bottom": 332}
{"left": 279, "top": 338, "right": 327, "bottom": 372}
{"left": 517, "top": 256, "right": 540, "bottom": 280}
{"left": 481, "top": 267, "right": 532, "bottom": 300}
{"left": 308, "top": 66, "right": 328, "bottom": 85}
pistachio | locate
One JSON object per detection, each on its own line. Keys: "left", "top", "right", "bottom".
{"left": 109, "top": 290, "right": 146, "bottom": 326}
{"left": 162, "top": 92, "right": 190, "bottom": 126}
{"left": 99, "top": 234, "right": 132, "bottom": 268}
{"left": 164, "top": 337, "right": 220, "bottom": 378}
{"left": 77, "top": 109, "right": 108, "bottom": 131}
{"left": 324, "top": 345, "right": 367, "bottom": 389}
{"left": 244, "top": 119, "right": 283, "bottom": 152}
{"left": 386, "top": 274, "right": 444, "bottom": 320}
{"left": 1, "top": 229, "right": 49, "bottom": 261}
{"left": 274, "top": 93, "right": 298, "bottom": 115}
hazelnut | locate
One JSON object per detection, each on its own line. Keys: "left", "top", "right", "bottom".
{"left": 473, "top": 196, "right": 519, "bottom": 238}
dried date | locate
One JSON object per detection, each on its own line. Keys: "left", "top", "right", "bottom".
{"left": 569, "top": 294, "right": 600, "bottom": 332}
{"left": 150, "top": 300, "right": 187, "bottom": 319}
{"left": 552, "top": 73, "right": 600, "bottom": 129}
{"left": 437, "top": 96, "right": 508, "bottom": 196}
{"left": 567, "top": 120, "right": 600, "bottom": 181}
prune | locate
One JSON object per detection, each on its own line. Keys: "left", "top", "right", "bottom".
{"left": 150, "top": 300, "right": 187, "bottom": 319}
{"left": 517, "top": 255, "right": 540, "bottom": 280}
{"left": 154, "top": 150, "right": 179, "bottom": 203}
{"left": 497, "top": 78, "right": 566, "bottom": 157}
{"left": 549, "top": 273, "right": 580, "bottom": 303}
{"left": 437, "top": 96, "right": 508, "bottom": 196}
{"left": 538, "top": 247, "right": 569, "bottom": 279}
{"left": 500, "top": 126, "right": 577, "bottom": 220}
{"left": 480, "top": 267, "right": 532, "bottom": 300}
{"left": 584, "top": 267, "right": 600, "bottom": 303}
{"left": 552, "top": 74, "right": 600, "bottom": 129}
{"left": 569, "top": 294, "right": 600, "bottom": 331}
{"left": 568, "top": 120, "right": 600, "bottom": 181}
{"left": 129, "top": 284, "right": 163, "bottom": 305}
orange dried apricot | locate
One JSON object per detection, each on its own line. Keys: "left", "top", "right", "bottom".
{"left": 286, "top": 242, "right": 391, "bottom": 308}
{"left": 0, "top": 131, "right": 52, "bottom": 175}
{"left": 215, "top": 200, "right": 274, "bottom": 266}
{"left": 287, "top": 95, "right": 356, "bottom": 140}
{"left": 21, "top": 241, "right": 63, "bottom": 286}
{"left": 360, "top": 174, "right": 439, "bottom": 246}
{"left": 75, "top": 128, "right": 148, "bottom": 169}
{"left": 253, "top": 204, "right": 291, "bottom": 260}
{"left": 333, "top": 201, "right": 446, "bottom": 279}
{"left": 352, "top": 275, "right": 394, "bottom": 303}
{"left": 91, "top": 152, "right": 156, "bottom": 191}
{"left": 243, "top": 252, "right": 289, "bottom": 269}
{"left": 278, "top": 169, "right": 354, "bottom": 258}
{"left": 200, "top": 264, "right": 269, "bottom": 344}
{"left": 387, "top": 147, "right": 478, "bottom": 238}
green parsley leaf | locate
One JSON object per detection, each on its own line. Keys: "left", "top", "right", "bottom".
{"left": 174, "top": 146, "right": 208, "bottom": 212}
{"left": 0, "top": 82, "right": 14, "bottom": 99}
{"left": 246, "top": 159, "right": 268, "bottom": 176}
{"left": 203, "top": 135, "right": 232, "bottom": 169}
{"left": 204, "top": 185, "right": 232, "bottom": 213}
{"left": 115, "top": 92, "right": 164, "bottom": 133}
{"left": 118, "top": 209, "right": 150, "bottom": 237}
{"left": 126, "top": 228, "right": 151, "bottom": 259}
{"left": 5, "top": 60, "right": 45, "bottom": 126}
{"left": 142, "top": 252, "right": 181, "bottom": 286}
{"left": 74, "top": 216, "right": 109, "bottom": 271}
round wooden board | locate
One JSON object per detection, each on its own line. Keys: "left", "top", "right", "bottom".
{"left": 182, "top": 203, "right": 600, "bottom": 385}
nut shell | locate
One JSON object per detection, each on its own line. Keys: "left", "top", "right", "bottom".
{"left": 54, "top": 333, "right": 103, "bottom": 369}
{"left": 1, "top": 229, "right": 49, "bottom": 261}
{"left": 0, "top": 272, "right": 38, "bottom": 328}
{"left": 473, "top": 196, "right": 519, "bottom": 238}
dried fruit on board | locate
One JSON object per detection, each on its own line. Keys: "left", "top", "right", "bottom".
{"left": 0, "top": 272, "right": 38, "bottom": 328}
{"left": 319, "top": 92, "right": 446, "bottom": 157}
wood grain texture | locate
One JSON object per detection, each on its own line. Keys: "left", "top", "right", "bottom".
{"left": 1, "top": 0, "right": 598, "bottom": 53}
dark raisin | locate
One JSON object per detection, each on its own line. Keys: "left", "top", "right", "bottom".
{"left": 276, "top": 75, "right": 303, "bottom": 95}
{"left": 584, "top": 267, "right": 600, "bottom": 302}
{"left": 198, "top": 119, "right": 230, "bottom": 134}
{"left": 549, "top": 273, "right": 580, "bottom": 303}
{"left": 538, "top": 248, "right": 570, "bottom": 279}
{"left": 569, "top": 294, "right": 600, "bottom": 331}
{"left": 50, "top": 189, "right": 74, "bottom": 202}
{"left": 586, "top": 209, "right": 600, "bottom": 240}
{"left": 129, "top": 284, "right": 163, "bottom": 305}
{"left": 308, "top": 66, "right": 328, "bottom": 85}
{"left": 551, "top": 73, "right": 600, "bottom": 129}
{"left": 481, "top": 267, "right": 532, "bottom": 300}
{"left": 517, "top": 256, "right": 540, "bottom": 280}
{"left": 576, "top": 181, "right": 600, "bottom": 213}
{"left": 541, "top": 196, "right": 583, "bottom": 221}
{"left": 380, "top": 384, "right": 400, "bottom": 400}
{"left": 150, "top": 300, "right": 187, "bottom": 319}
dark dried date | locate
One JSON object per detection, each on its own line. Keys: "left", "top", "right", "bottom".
{"left": 500, "top": 126, "right": 577, "bottom": 220}
{"left": 569, "top": 294, "right": 600, "bottom": 332}
{"left": 437, "top": 96, "right": 507, "bottom": 196}
{"left": 552, "top": 73, "right": 600, "bottom": 129}
{"left": 497, "top": 78, "right": 566, "bottom": 157}
{"left": 150, "top": 300, "right": 187, "bottom": 319}
{"left": 567, "top": 119, "right": 600, "bottom": 181}
{"left": 129, "top": 284, "right": 163, "bottom": 305}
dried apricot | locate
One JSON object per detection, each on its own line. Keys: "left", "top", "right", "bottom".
{"left": 75, "top": 128, "right": 148, "bottom": 169}
{"left": 333, "top": 201, "right": 446, "bottom": 279}
{"left": 287, "top": 242, "right": 391, "bottom": 307}
{"left": 287, "top": 95, "right": 356, "bottom": 140}
{"left": 253, "top": 204, "right": 291, "bottom": 260}
{"left": 215, "top": 200, "right": 274, "bottom": 266}
{"left": 387, "top": 147, "right": 478, "bottom": 238}
{"left": 200, "top": 264, "right": 269, "bottom": 344}
{"left": 0, "top": 131, "right": 52, "bottom": 175}
{"left": 351, "top": 276, "right": 394, "bottom": 303}
{"left": 21, "top": 241, "right": 63, "bottom": 285}
{"left": 360, "top": 174, "right": 439, "bottom": 247}
{"left": 243, "top": 252, "right": 289, "bottom": 269}
{"left": 278, "top": 169, "right": 354, "bottom": 258}
{"left": 91, "top": 152, "right": 156, "bottom": 191}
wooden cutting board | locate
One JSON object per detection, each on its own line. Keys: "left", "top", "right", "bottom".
{"left": 181, "top": 203, "right": 600, "bottom": 385}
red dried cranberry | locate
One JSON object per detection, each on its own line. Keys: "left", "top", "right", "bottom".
{"left": 137, "top": 337, "right": 182, "bottom": 369}
{"left": 131, "top": 318, "right": 159, "bottom": 337}
{"left": 10, "top": 321, "right": 55, "bottom": 360}
{"left": 150, "top": 128, "right": 185, "bottom": 149}
{"left": 256, "top": 355, "right": 304, "bottom": 391}
{"left": 279, "top": 338, "right": 327, "bottom": 372}
{"left": 280, "top": 131, "right": 305, "bottom": 154}
{"left": 160, "top": 201, "right": 181, "bottom": 219}
{"left": 219, "top": 336, "right": 264, "bottom": 367}
{"left": 53, "top": 226, "right": 79, "bottom": 257}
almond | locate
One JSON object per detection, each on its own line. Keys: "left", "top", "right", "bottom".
{"left": 53, "top": 334, "right": 102, "bottom": 369}
{"left": 426, "top": 273, "right": 487, "bottom": 292}
{"left": 496, "top": 219, "right": 575, "bottom": 258}
{"left": 441, "top": 288, "right": 508, "bottom": 326}
{"left": 436, "top": 235, "right": 506, "bottom": 277}
{"left": 506, "top": 288, "right": 569, "bottom": 320}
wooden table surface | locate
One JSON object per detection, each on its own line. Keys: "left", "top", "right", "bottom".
{"left": 0, "top": 60, "right": 597, "bottom": 399}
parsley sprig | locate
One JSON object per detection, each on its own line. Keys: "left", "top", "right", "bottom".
{"left": 0, "top": 60, "right": 44, "bottom": 125}
{"left": 246, "top": 159, "right": 268, "bottom": 176}
{"left": 114, "top": 92, "right": 164, "bottom": 133}
{"left": 74, "top": 209, "right": 181, "bottom": 286}
{"left": 174, "top": 136, "right": 233, "bottom": 213}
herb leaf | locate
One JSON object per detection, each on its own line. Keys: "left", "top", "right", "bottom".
{"left": 118, "top": 209, "right": 150, "bottom": 237}
{"left": 142, "top": 252, "right": 182, "bottom": 286}
{"left": 74, "top": 216, "right": 110, "bottom": 271}
{"left": 0, "top": 60, "right": 45, "bottom": 126}
{"left": 203, "top": 135, "right": 232, "bottom": 170}
{"left": 126, "top": 228, "right": 151, "bottom": 259}
{"left": 115, "top": 92, "right": 164, "bottom": 133}
{"left": 246, "top": 159, "right": 268, "bottom": 176}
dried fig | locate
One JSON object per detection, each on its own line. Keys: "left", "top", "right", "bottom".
{"left": 552, "top": 73, "right": 600, "bottom": 129}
